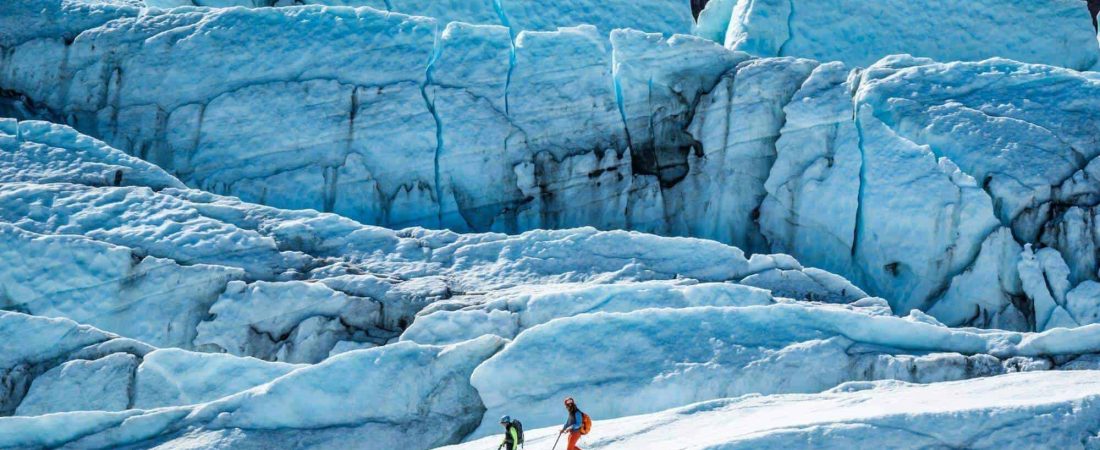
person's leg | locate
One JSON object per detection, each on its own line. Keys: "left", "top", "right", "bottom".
{"left": 567, "top": 430, "right": 582, "bottom": 450}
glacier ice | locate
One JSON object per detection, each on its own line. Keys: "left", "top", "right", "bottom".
{"left": 0, "top": 117, "right": 183, "bottom": 189}
{"left": 0, "top": 311, "right": 153, "bottom": 416}
{"left": 400, "top": 281, "right": 778, "bottom": 346}
{"left": 704, "top": 0, "right": 1100, "bottom": 70}
{"left": 11, "top": 341, "right": 505, "bottom": 449}
{"left": 5, "top": 0, "right": 1100, "bottom": 448}
{"left": 5, "top": 115, "right": 1100, "bottom": 449}
{"left": 194, "top": 280, "right": 385, "bottom": 363}
{"left": 133, "top": 348, "right": 303, "bottom": 409}
{"left": 3, "top": 118, "right": 1100, "bottom": 449}
{"left": 15, "top": 352, "right": 139, "bottom": 416}
{"left": 0, "top": 222, "right": 243, "bottom": 349}
{"left": 139, "top": 0, "right": 695, "bottom": 37}
{"left": 6, "top": 1, "right": 1100, "bottom": 330}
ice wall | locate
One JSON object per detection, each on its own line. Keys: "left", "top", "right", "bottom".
{"left": 5, "top": 1, "right": 1100, "bottom": 332}
{"left": 701, "top": 0, "right": 1100, "bottom": 70}
{"left": 140, "top": 0, "right": 695, "bottom": 37}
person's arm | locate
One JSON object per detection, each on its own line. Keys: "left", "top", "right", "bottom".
{"left": 509, "top": 426, "right": 519, "bottom": 449}
{"left": 561, "top": 412, "right": 574, "bottom": 432}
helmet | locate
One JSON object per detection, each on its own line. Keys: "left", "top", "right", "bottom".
{"left": 500, "top": 415, "right": 511, "bottom": 424}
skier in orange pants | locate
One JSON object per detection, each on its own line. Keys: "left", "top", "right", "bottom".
{"left": 559, "top": 397, "right": 588, "bottom": 450}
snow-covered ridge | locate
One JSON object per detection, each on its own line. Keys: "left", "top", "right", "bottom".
{"left": 4, "top": 2, "right": 1100, "bottom": 330}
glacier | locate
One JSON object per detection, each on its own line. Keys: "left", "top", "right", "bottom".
{"left": 700, "top": 0, "right": 1100, "bottom": 70}
{"left": 5, "top": 1, "right": 1100, "bottom": 330}
{"left": 4, "top": 0, "right": 1100, "bottom": 448}
{"left": 2, "top": 118, "right": 1100, "bottom": 448}
{"left": 140, "top": 0, "right": 696, "bottom": 37}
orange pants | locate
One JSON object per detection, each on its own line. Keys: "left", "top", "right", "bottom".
{"left": 567, "top": 430, "right": 582, "bottom": 450}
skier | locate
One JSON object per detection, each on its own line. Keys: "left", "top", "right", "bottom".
{"left": 498, "top": 415, "right": 522, "bottom": 450}
{"left": 558, "top": 397, "right": 590, "bottom": 450}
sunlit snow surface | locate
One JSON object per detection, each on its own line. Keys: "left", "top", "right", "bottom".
{"left": 445, "top": 371, "right": 1100, "bottom": 449}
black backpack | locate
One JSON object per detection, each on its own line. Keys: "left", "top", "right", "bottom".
{"left": 510, "top": 420, "right": 525, "bottom": 446}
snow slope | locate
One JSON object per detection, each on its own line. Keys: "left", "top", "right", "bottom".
{"left": 444, "top": 370, "right": 1100, "bottom": 449}
{"left": 461, "top": 299, "right": 1100, "bottom": 436}
{"left": 700, "top": 0, "right": 1100, "bottom": 70}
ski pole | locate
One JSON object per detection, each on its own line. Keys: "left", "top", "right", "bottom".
{"left": 551, "top": 431, "right": 562, "bottom": 450}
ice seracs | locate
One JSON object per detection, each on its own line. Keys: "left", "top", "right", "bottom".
{"left": 7, "top": 117, "right": 1100, "bottom": 449}
{"left": 0, "top": 313, "right": 506, "bottom": 450}
{"left": 140, "top": 0, "right": 695, "bottom": 37}
{"left": 194, "top": 280, "right": 386, "bottom": 363}
{"left": 700, "top": 0, "right": 1100, "bottom": 70}
{"left": 7, "top": 1, "right": 1100, "bottom": 330}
